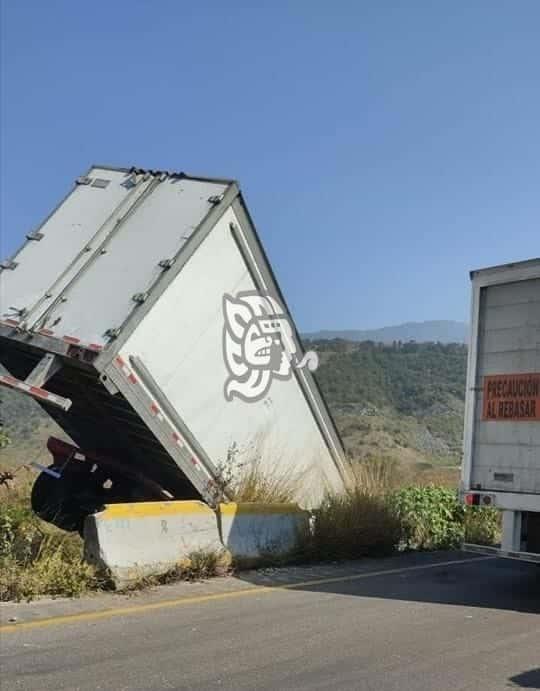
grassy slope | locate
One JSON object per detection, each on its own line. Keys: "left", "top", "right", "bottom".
{"left": 311, "top": 340, "right": 467, "bottom": 472}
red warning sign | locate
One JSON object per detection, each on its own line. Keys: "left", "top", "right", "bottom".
{"left": 482, "top": 373, "right": 540, "bottom": 421}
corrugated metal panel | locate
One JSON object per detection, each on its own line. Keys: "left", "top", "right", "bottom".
{"left": 472, "top": 278, "right": 540, "bottom": 493}
{"left": 0, "top": 168, "right": 133, "bottom": 320}
{"left": 25, "top": 176, "right": 228, "bottom": 347}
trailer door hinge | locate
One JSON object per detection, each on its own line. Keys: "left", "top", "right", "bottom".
{"left": 8, "top": 306, "right": 27, "bottom": 317}
{"left": 132, "top": 292, "right": 148, "bottom": 304}
{"left": 104, "top": 327, "right": 121, "bottom": 339}
{"left": 26, "top": 231, "right": 44, "bottom": 241}
{"left": 208, "top": 194, "right": 224, "bottom": 205}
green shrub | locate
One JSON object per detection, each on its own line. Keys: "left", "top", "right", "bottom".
{"left": 391, "top": 485, "right": 465, "bottom": 550}
{"left": 464, "top": 506, "right": 500, "bottom": 546}
{"left": 311, "top": 489, "right": 401, "bottom": 560}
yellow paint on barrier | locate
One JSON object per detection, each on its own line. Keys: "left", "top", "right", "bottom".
{"left": 219, "top": 502, "right": 304, "bottom": 516}
{"left": 100, "top": 500, "right": 214, "bottom": 519}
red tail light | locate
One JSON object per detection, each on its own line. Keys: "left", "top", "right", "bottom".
{"left": 465, "top": 493, "right": 480, "bottom": 506}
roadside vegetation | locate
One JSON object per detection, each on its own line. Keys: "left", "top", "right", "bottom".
{"left": 0, "top": 459, "right": 500, "bottom": 602}
{"left": 0, "top": 397, "right": 498, "bottom": 603}
{"left": 0, "top": 488, "right": 99, "bottom": 602}
{"left": 300, "top": 458, "right": 499, "bottom": 563}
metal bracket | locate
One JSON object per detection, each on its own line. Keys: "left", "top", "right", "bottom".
{"left": 104, "top": 327, "right": 121, "bottom": 340}
{"left": 208, "top": 194, "right": 224, "bottom": 205}
{"left": 0, "top": 260, "right": 18, "bottom": 270}
{"left": 76, "top": 176, "right": 92, "bottom": 185}
{"left": 7, "top": 306, "right": 27, "bottom": 317}
{"left": 25, "top": 353, "right": 62, "bottom": 388}
{"left": 26, "top": 231, "right": 44, "bottom": 241}
{"left": 99, "top": 373, "right": 119, "bottom": 395}
{"left": 158, "top": 258, "right": 175, "bottom": 269}
{"left": 132, "top": 292, "right": 148, "bottom": 304}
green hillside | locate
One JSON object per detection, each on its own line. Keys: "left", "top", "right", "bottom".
{"left": 310, "top": 340, "right": 468, "bottom": 467}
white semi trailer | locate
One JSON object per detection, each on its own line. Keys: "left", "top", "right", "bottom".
{"left": 0, "top": 165, "right": 348, "bottom": 531}
{"left": 462, "top": 258, "right": 540, "bottom": 561}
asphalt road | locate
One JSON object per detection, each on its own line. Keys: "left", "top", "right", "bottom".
{"left": 1, "top": 552, "right": 539, "bottom": 691}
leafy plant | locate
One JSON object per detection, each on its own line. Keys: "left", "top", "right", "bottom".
{"left": 464, "top": 506, "right": 501, "bottom": 546}
{"left": 391, "top": 485, "right": 465, "bottom": 550}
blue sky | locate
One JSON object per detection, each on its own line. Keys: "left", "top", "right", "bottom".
{"left": 1, "top": 1, "right": 538, "bottom": 331}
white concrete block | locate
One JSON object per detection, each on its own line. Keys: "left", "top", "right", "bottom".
{"left": 84, "top": 500, "right": 223, "bottom": 586}
{"left": 218, "top": 503, "right": 309, "bottom": 560}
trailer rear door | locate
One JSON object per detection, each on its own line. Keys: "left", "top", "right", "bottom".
{"left": 471, "top": 277, "right": 540, "bottom": 493}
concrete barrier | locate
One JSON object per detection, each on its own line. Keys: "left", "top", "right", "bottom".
{"left": 84, "top": 500, "right": 223, "bottom": 587}
{"left": 218, "top": 503, "right": 309, "bottom": 561}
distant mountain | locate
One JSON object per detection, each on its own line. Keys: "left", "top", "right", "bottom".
{"left": 303, "top": 320, "right": 468, "bottom": 345}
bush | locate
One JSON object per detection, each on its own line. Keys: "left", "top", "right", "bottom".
{"left": 391, "top": 486, "right": 465, "bottom": 550}
{"left": 310, "top": 489, "right": 401, "bottom": 560}
{"left": 464, "top": 506, "right": 501, "bottom": 546}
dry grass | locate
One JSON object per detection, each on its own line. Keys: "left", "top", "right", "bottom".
{"left": 309, "top": 488, "right": 401, "bottom": 560}
{"left": 349, "top": 456, "right": 404, "bottom": 494}
{"left": 118, "top": 550, "right": 232, "bottom": 592}
{"left": 216, "top": 441, "right": 305, "bottom": 504}
{"left": 227, "top": 458, "right": 301, "bottom": 503}
{"left": 0, "top": 485, "right": 99, "bottom": 602}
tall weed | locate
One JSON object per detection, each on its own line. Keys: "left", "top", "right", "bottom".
{"left": 310, "top": 488, "right": 401, "bottom": 560}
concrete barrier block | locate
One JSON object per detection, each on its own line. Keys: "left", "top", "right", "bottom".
{"left": 84, "top": 500, "right": 223, "bottom": 587}
{"left": 218, "top": 503, "right": 309, "bottom": 560}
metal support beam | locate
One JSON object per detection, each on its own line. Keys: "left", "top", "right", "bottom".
{"left": 25, "top": 353, "right": 61, "bottom": 388}
{"left": 501, "top": 510, "right": 522, "bottom": 552}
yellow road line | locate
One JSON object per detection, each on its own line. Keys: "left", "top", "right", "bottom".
{"left": 0, "top": 556, "right": 492, "bottom": 634}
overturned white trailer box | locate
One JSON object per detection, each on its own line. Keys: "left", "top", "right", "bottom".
{"left": 0, "top": 166, "right": 347, "bottom": 530}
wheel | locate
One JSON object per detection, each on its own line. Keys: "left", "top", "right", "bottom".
{"left": 31, "top": 461, "right": 142, "bottom": 533}
{"left": 31, "top": 465, "right": 89, "bottom": 533}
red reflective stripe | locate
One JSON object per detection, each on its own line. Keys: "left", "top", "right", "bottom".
{"left": 63, "top": 335, "right": 80, "bottom": 344}
{"left": 29, "top": 386, "right": 47, "bottom": 397}
{"left": 150, "top": 402, "right": 160, "bottom": 415}
{"left": 88, "top": 343, "right": 103, "bottom": 352}
{"left": 172, "top": 432, "right": 182, "bottom": 443}
{"left": 191, "top": 457, "right": 198, "bottom": 466}
{"left": 39, "top": 328, "right": 54, "bottom": 336}
{"left": 3, "top": 319, "right": 19, "bottom": 327}
{"left": 116, "top": 356, "right": 126, "bottom": 367}
{"left": 128, "top": 373, "right": 138, "bottom": 384}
